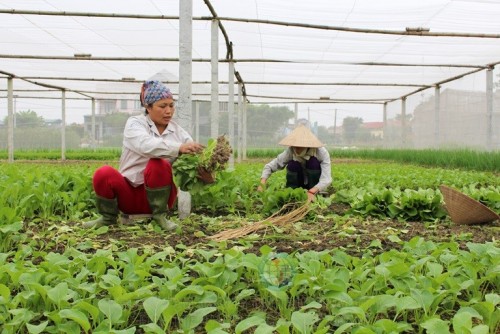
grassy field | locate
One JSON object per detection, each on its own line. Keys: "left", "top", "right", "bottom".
{"left": 1, "top": 147, "right": 499, "bottom": 172}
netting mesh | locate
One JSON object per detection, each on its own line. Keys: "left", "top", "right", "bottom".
{"left": 1, "top": 69, "right": 498, "bottom": 151}
{"left": 384, "top": 70, "right": 499, "bottom": 150}
{"left": 0, "top": 1, "right": 499, "bottom": 152}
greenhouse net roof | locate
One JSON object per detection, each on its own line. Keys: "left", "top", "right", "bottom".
{"left": 0, "top": 0, "right": 499, "bottom": 150}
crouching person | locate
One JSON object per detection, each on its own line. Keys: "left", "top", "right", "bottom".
{"left": 257, "top": 125, "right": 332, "bottom": 202}
{"left": 83, "top": 80, "right": 204, "bottom": 231}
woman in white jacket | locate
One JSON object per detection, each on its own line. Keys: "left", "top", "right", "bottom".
{"left": 83, "top": 80, "right": 206, "bottom": 231}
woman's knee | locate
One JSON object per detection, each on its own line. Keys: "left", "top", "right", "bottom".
{"left": 305, "top": 157, "right": 321, "bottom": 170}
{"left": 144, "top": 158, "right": 173, "bottom": 187}
{"left": 287, "top": 160, "right": 301, "bottom": 172}
{"left": 93, "top": 165, "right": 119, "bottom": 183}
{"left": 92, "top": 165, "right": 121, "bottom": 197}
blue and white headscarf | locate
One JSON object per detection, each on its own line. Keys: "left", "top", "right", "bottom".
{"left": 140, "top": 80, "right": 173, "bottom": 107}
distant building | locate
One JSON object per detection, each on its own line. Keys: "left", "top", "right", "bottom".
{"left": 92, "top": 69, "right": 180, "bottom": 117}
{"left": 327, "top": 125, "right": 343, "bottom": 135}
{"left": 44, "top": 119, "right": 62, "bottom": 127}
{"left": 327, "top": 125, "right": 343, "bottom": 145}
{"left": 83, "top": 114, "right": 106, "bottom": 144}
{"left": 84, "top": 70, "right": 179, "bottom": 141}
{"left": 361, "top": 121, "right": 384, "bottom": 138}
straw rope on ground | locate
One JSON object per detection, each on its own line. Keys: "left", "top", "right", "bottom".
{"left": 208, "top": 202, "right": 311, "bottom": 241}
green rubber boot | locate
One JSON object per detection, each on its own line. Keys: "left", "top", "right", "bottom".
{"left": 305, "top": 169, "right": 321, "bottom": 189}
{"left": 146, "top": 186, "right": 178, "bottom": 231}
{"left": 82, "top": 196, "right": 118, "bottom": 229}
{"left": 285, "top": 171, "right": 301, "bottom": 189}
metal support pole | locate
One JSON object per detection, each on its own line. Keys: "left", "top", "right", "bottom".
{"left": 178, "top": 0, "right": 193, "bottom": 219}
{"left": 243, "top": 99, "right": 247, "bottom": 160}
{"left": 383, "top": 102, "right": 387, "bottom": 148}
{"left": 61, "top": 90, "right": 66, "bottom": 160}
{"left": 228, "top": 61, "right": 235, "bottom": 169}
{"left": 333, "top": 108, "right": 338, "bottom": 146}
{"left": 486, "top": 66, "right": 493, "bottom": 150}
{"left": 434, "top": 85, "right": 441, "bottom": 148}
{"left": 7, "top": 77, "right": 13, "bottom": 162}
{"left": 237, "top": 83, "right": 243, "bottom": 163}
{"left": 195, "top": 101, "right": 199, "bottom": 142}
{"left": 210, "top": 19, "right": 219, "bottom": 138}
{"left": 401, "top": 97, "right": 407, "bottom": 148}
{"left": 13, "top": 96, "right": 16, "bottom": 128}
{"left": 91, "top": 98, "right": 96, "bottom": 149}
{"left": 178, "top": 0, "right": 193, "bottom": 133}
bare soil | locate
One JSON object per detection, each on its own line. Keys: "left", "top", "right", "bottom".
{"left": 39, "top": 202, "right": 499, "bottom": 257}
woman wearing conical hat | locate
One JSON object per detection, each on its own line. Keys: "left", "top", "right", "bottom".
{"left": 257, "top": 125, "right": 332, "bottom": 202}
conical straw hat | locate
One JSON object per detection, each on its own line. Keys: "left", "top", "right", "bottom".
{"left": 439, "top": 185, "right": 499, "bottom": 225}
{"left": 278, "top": 125, "right": 323, "bottom": 148}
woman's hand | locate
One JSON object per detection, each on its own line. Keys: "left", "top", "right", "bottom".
{"left": 257, "top": 179, "right": 267, "bottom": 192}
{"left": 307, "top": 188, "right": 318, "bottom": 202}
{"left": 179, "top": 142, "right": 204, "bottom": 155}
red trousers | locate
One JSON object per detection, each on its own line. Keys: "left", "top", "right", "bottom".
{"left": 92, "top": 158, "right": 177, "bottom": 214}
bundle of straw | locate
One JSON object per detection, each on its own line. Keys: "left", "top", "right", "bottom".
{"left": 208, "top": 202, "right": 310, "bottom": 241}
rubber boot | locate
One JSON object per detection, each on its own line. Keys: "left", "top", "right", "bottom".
{"left": 82, "top": 196, "right": 118, "bottom": 229}
{"left": 146, "top": 186, "right": 178, "bottom": 231}
{"left": 305, "top": 169, "right": 321, "bottom": 189}
{"left": 285, "top": 171, "right": 301, "bottom": 189}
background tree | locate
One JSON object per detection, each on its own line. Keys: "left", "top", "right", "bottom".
{"left": 315, "top": 125, "right": 332, "bottom": 145}
{"left": 395, "top": 113, "right": 413, "bottom": 122}
{"left": 217, "top": 103, "right": 294, "bottom": 147}
{"left": 247, "top": 104, "right": 294, "bottom": 139}
{"left": 101, "top": 112, "right": 131, "bottom": 146}
{"left": 3, "top": 109, "right": 45, "bottom": 128}
{"left": 104, "top": 112, "right": 130, "bottom": 133}
{"left": 0, "top": 109, "right": 81, "bottom": 149}
{"left": 342, "top": 116, "right": 363, "bottom": 145}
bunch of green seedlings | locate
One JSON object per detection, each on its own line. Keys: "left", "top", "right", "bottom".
{"left": 173, "top": 135, "right": 232, "bottom": 191}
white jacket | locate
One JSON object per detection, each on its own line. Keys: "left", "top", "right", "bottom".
{"left": 119, "top": 114, "right": 193, "bottom": 186}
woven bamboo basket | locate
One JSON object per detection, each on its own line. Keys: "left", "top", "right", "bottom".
{"left": 439, "top": 185, "right": 499, "bottom": 225}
